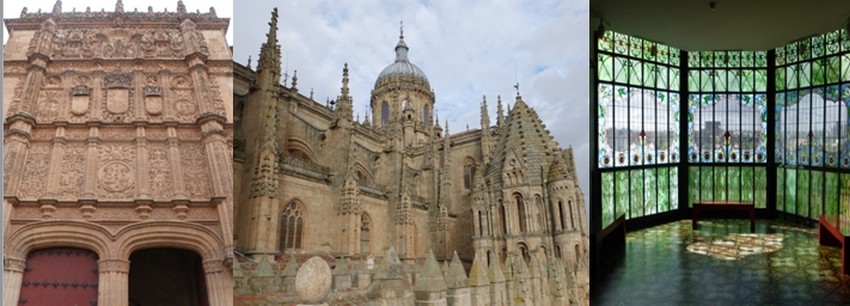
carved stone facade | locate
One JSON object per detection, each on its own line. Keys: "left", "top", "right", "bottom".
{"left": 3, "top": 2, "right": 233, "bottom": 306}
{"left": 233, "top": 9, "right": 589, "bottom": 305}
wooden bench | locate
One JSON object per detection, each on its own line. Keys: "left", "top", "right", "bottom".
{"left": 819, "top": 215, "right": 850, "bottom": 276}
{"left": 692, "top": 201, "right": 755, "bottom": 232}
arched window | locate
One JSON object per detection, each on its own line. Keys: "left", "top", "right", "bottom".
{"left": 556, "top": 244, "right": 563, "bottom": 258}
{"left": 423, "top": 105, "right": 430, "bottom": 123}
{"left": 463, "top": 157, "right": 476, "bottom": 190}
{"left": 568, "top": 199, "right": 575, "bottom": 230}
{"left": 360, "top": 213, "right": 371, "bottom": 254}
{"left": 515, "top": 194, "right": 527, "bottom": 233}
{"left": 477, "top": 210, "right": 484, "bottom": 237}
{"left": 575, "top": 244, "right": 581, "bottom": 263}
{"left": 518, "top": 242, "right": 530, "bottom": 263}
{"left": 558, "top": 201, "right": 566, "bottom": 230}
{"left": 280, "top": 201, "right": 304, "bottom": 250}
{"left": 534, "top": 195, "right": 543, "bottom": 232}
{"left": 381, "top": 101, "right": 389, "bottom": 125}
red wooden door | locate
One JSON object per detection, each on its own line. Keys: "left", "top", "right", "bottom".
{"left": 19, "top": 247, "right": 99, "bottom": 306}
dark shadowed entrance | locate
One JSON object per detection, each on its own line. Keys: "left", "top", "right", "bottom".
{"left": 128, "top": 248, "right": 207, "bottom": 306}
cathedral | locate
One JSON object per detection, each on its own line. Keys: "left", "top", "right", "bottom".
{"left": 233, "top": 9, "right": 588, "bottom": 304}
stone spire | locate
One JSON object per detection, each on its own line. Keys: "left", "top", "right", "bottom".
{"left": 335, "top": 63, "right": 354, "bottom": 122}
{"left": 496, "top": 95, "right": 504, "bottom": 129}
{"left": 256, "top": 8, "right": 281, "bottom": 89}
{"left": 115, "top": 0, "right": 124, "bottom": 13}
{"left": 481, "top": 95, "right": 492, "bottom": 163}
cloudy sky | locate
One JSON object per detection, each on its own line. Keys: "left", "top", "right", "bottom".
{"left": 235, "top": 0, "right": 590, "bottom": 205}
{"left": 3, "top": 0, "right": 233, "bottom": 44}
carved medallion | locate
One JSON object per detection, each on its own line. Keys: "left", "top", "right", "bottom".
{"left": 70, "top": 85, "right": 91, "bottom": 116}
{"left": 144, "top": 86, "right": 163, "bottom": 115}
{"left": 98, "top": 161, "right": 134, "bottom": 193}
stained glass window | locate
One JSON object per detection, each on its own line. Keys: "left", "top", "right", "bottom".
{"left": 597, "top": 31, "right": 680, "bottom": 228}
{"left": 280, "top": 201, "right": 304, "bottom": 250}
{"left": 775, "top": 29, "right": 850, "bottom": 221}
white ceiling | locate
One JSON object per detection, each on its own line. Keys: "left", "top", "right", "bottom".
{"left": 591, "top": 0, "right": 850, "bottom": 51}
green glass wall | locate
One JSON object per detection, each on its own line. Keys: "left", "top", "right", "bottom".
{"left": 594, "top": 29, "right": 850, "bottom": 230}
{"left": 597, "top": 32, "right": 680, "bottom": 228}
{"left": 775, "top": 29, "right": 850, "bottom": 220}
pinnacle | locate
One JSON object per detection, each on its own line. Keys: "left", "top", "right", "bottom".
{"left": 468, "top": 250, "right": 490, "bottom": 286}
{"left": 415, "top": 250, "right": 447, "bottom": 292}
{"left": 255, "top": 257, "right": 274, "bottom": 277}
{"left": 445, "top": 251, "right": 469, "bottom": 289}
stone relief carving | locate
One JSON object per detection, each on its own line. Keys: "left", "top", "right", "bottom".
{"left": 17, "top": 144, "right": 51, "bottom": 199}
{"left": 48, "top": 28, "right": 202, "bottom": 59}
{"left": 148, "top": 144, "right": 173, "bottom": 200}
{"left": 99, "top": 128, "right": 135, "bottom": 140}
{"left": 70, "top": 85, "right": 91, "bottom": 116}
{"left": 172, "top": 89, "right": 198, "bottom": 121}
{"left": 97, "top": 144, "right": 136, "bottom": 199}
{"left": 58, "top": 144, "right": 86, "bottom": 199}
{"left": 176, "top": 128, "right": 201, "bottom": 140}
{"left": 6, "top": 77, "right": 25, "bottom": 114}
{"left": 180, "top": 143, "right": 211, "bottom": 199}
{"left": 35, "top": 90, "right": 61, "bottom": 120}
{"left": 144, "top": 85, "right": 163, "bottom": 115}
{"left": 145, "top": 128, "right": 168, "bottom": 140}
{"left": 103, "top": 73, "right": 132, "bottom": 118}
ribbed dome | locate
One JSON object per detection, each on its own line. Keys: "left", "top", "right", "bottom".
{"left": 374, "top": 31, "right": 430, "bottom": 88}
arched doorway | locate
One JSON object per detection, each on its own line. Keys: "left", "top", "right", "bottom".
{"left": 19, "top": 247, "right": 99, "bottom": 306}
{"left": 129, "top": 248, "right": 207, "bottom": 306}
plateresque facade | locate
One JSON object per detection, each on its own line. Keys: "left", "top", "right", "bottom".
{"left": 233, "top": 9, "right": 588, "bottom": 305}
{"left": 3, "top": 1, "right": 233, "bottom": 305}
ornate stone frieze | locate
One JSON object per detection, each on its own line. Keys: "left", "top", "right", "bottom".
{"left": 48, "top": 28, "right": 205, "bottom": 59}
{"left": 148, "top": 144, "right": 174, "bottom": 200}
{"left": 17, "top": 143, "right": 51, "bottom": 199}
{"left": 180, "top": 143, "right": 212, "bottom": 199}
{"left": 97, "top": 144, "right": 136, "bottom": 199}
{"left": 57, "top": 144, "right": 86, "bottom": 199}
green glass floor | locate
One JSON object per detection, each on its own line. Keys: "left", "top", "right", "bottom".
{"left": 592, "top": 219, "right": 850, "bottom": 305}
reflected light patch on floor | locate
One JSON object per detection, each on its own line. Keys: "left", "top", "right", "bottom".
{"left": 686, "top": 233, "right": 784, "bottom": 260}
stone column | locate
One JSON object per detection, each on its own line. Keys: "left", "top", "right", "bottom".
{"left": 97, "top": 259, "right": 130, "bottom": 306}
{"left": 81, "top": 127, "right": 100, "bottom": 200}
{"left": 4, "top": 116, "right": 33, "bottom": 228}
{"left": 203, "top": 259, "right": 233, "bottom": 306}
{"left": 3, "top": 257, "right": 26, "bottom": 306}
{"left": 42, "top": 127, "right": 66, "bottom": 200}
{"left": 135, "top": 127, "right": 151, "bottom": 199}
{"left": 166, "top": 127, "right": 188, "bottom": 199}
{"left": 201, "top": 119, "right": 234, "bottom": 255}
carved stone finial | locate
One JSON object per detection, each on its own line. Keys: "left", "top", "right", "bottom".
{"left": 52, "top": 1, "right": 62, "bottom": 15}
{"left": 115, "top": 0, "right": 124, "bottom": 13}
{"left": 21, "top": 7, "right": 28, "bottom": 17}
{"left": 177, "top": 0, "right": 187, "bottom": 14}
{"left": 209, "top": 7, "right": 217, "bottom": 16}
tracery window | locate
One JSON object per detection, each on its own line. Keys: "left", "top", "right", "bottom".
{"left": 423, "top": 105, "right": 430, "bottom": 123}
{"left": 280, "top": 201, "right": 304, "bottom": 250}
{"left": 463, "top": 157, "right": 476, "bottom": 190}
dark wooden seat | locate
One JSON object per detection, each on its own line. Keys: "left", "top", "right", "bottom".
{"left": 692, "top": 201, "right": 755, "bottom": 232}
{"left": 819, "top": 215, "right": 850, "bottom": 276}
